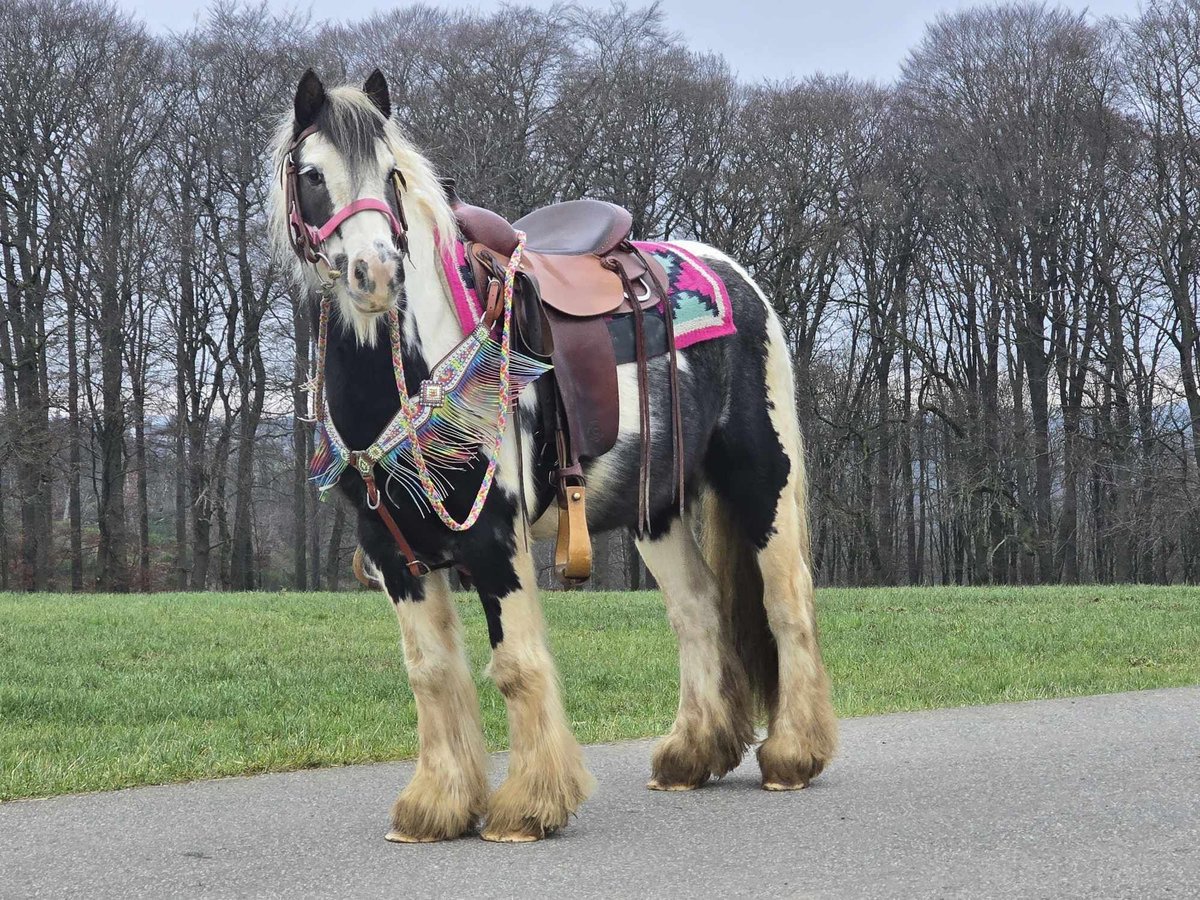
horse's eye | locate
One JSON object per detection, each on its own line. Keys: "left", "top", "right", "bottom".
{"left": 301, "top": 167, "right": 324, "bottom": 186}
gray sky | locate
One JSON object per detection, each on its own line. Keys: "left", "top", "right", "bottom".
{"left": 122, "top": 0, "right": 1145, "bottom": 83}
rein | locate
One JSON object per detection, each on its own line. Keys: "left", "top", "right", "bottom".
{"left": 286, "top": 124, "right": 544, "bottom": 578}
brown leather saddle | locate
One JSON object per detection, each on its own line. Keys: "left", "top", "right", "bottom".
{"left": 446, "top": 183, "right": 684, "bottom": 582}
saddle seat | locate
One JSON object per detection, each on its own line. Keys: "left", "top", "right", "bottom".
{"left": 515, "top": 199, "right": 632, "bottom": 256}
{"left": 452, "top": 196, "right": 630, "bottom": 258}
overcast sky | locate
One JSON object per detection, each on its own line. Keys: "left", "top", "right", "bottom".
{"left": 121, "top": 0, "right": 1145, "bottom": 83}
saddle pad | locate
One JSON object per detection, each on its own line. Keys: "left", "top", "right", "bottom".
{"left": 441, "top": 240, "right": 735, "bottom": 350}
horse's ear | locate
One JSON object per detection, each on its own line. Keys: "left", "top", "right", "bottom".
{"left": 363, "top": 69, "right": 390, "bottom": 120}
{"left": 294, "top": 69, "right": 326, "bottom": 135}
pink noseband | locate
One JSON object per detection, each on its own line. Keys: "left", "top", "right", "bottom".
{"left": 294, "top": 197, "right": 405, "bottom": 249}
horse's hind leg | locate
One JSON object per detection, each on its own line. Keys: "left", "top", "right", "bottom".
{"left": 705, "top": 300, "right": 837, "bottom": 790}
{"left": 637, "top": 519, "right": 754, "bottom": 790}
{"left": 473, "top": 539, "right": 594, "bottom": 842}
{"left": 386, "top": 570, "right": 489, "bottom": 842}
{"left": 751, "top": 316, "right": 837, "bottom": 790}
{"left": 753, "top": 481, "right": 837, "bottom": 789}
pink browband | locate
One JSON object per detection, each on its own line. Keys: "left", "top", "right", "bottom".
{"left": 293, "top": 197, "right": 406, "bottom": 249}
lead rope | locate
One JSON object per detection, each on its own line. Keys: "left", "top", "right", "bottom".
{"left": 312, "top": 291, "right": 332, "bottom": 423}
{"left": 384, "top": 231, "right": 527, "bottom": 531}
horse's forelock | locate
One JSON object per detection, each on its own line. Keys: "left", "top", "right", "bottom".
{"left": 315, "top": 88, "right": 386, "bottom": 172}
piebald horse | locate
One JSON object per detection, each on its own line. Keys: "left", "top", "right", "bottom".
{"left": 269, "top": 70, "right": 836, "bottom": 843}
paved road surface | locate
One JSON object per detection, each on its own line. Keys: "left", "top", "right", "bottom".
{"left": 3, "top": 687, "right": 1197, "bottom": 899}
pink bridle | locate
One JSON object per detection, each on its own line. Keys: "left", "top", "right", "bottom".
{"left": 293, "top": 196, "right": 405, "bottom": 249}
{"left": 283, "top": 124, "right": 409, "bottom": 268}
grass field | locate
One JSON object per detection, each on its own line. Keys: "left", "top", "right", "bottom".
{"left": 2, "top": 585, "right": 1198, "bottom": 801}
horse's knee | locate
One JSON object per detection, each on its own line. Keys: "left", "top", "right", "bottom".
{"left": 488, "top": 650, "right": 552, "bottom": 700}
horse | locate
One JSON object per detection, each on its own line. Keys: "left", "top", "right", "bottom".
{"left": 268, "top": 69, "right": 837, "bottom": 843}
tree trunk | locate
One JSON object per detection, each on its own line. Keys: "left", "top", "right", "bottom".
{"left": 324, "top": 502, "right": 347, "bottom": 590}
{"left": 1018, "top": 301, "right": 1054, "bottom": 583}
{"left": 175, "top": 334, "right": 190, "bottom": 591}
{"left": 65, "top": 274, "right": 84, "bottom": 591}
{"left": 133, "top": 378, "right": 151, "bottom": 591}
{"left": 96, "top": 281, "right": 129, "bottom": 592}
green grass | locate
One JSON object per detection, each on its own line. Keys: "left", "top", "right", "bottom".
{"left": 2, "top": 586, "right": 1198, "bottom": 801}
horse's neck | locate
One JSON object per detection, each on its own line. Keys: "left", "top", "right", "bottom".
{"left": 399, "top": 233, "right": 465, "bottom": 367}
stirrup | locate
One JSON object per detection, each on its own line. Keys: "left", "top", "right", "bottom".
{"left": 555, "top": 484, "right": 592, "bottom": 583}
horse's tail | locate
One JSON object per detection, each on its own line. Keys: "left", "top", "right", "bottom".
{"left": 700, "top": 353, "right": 813, "bottom": 714}
{"left": 700, "top": 488, "right": 778, "bottom": 713}
{"left": 792, "top": 424, "right": 813, "bottom": 570}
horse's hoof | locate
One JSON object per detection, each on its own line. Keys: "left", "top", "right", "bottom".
{"left": 757, "top": 734, "right": 829, "bottom": 790}
{"left": 385, "top": 830, "right": 443, "bottom": 844}
{"left": 646, "top": 778, "right": 701, "bottom": 792}
{"left": 480, "top": 827, "right": 544, "bottom": 843}
{"left": 762, "top": 780, "right": 808, "bottom": 791}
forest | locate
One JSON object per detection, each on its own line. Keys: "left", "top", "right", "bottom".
{"left": 1, "top": 0, "right": 1198, "bottom": 591}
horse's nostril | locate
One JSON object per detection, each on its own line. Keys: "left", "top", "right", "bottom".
{"left": 353, "top": 259, "right": 369, "bottom": 287}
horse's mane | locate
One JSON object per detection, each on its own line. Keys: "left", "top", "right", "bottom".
{"left": 268, "top": 84, "right": 457, "bottom": 279}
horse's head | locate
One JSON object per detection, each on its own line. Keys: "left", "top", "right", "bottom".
{"left": 271, "top": 69, "right": 455, "bottom": 344}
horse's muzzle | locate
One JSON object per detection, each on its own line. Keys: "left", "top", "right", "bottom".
{"left": 347, "top": 251, "right": 402, "bottom": 313}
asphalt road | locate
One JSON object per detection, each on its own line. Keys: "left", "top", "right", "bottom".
{"left": 3, "top": 687, "right": 1197, "bottom": 899}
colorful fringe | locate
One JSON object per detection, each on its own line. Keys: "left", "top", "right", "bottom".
{"left": 379, "top": 323, "right": 548, "bottom": 512}
{"left": 309, "top": 325, "right": 549, "bottom": 511}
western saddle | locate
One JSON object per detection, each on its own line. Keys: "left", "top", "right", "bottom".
{"left": 446, "top": 182, "right": 684, "bottom": 582}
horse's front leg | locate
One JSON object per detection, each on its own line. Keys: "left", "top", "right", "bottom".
{"left": 471, "top": 530, "right": 595, "bottom": 842}
{"left": 386, "top": 568, "right": 489, "bottom": 842}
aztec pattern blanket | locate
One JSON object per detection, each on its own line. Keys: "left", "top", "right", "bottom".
{"left": 441, "top": 240, "right": 735, "bottom": 349}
